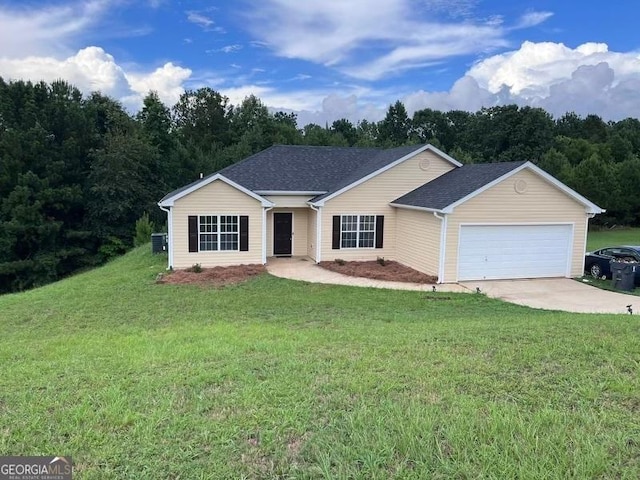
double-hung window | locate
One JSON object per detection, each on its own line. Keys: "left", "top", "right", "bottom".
{"left": 199, "top": 215, "right": 238, "bottom": 251}
{"left": 341, "top": 214, "right": 376, "bottom": 248}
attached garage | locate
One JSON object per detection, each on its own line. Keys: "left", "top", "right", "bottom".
{"left": 391, "top": 161, "right": 604, "bottom": 283}
{"left": 457, "top": 224, "right": 573, "bottom": 281}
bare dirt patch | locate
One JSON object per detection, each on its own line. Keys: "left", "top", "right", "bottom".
{"left": 318, "top": 260, "right": 437, "bottom": 284}
{"left": 158, "top": 264, "right": 267, "bottom": 287}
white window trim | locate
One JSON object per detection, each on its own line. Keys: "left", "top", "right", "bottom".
{"left": 197, "top": 214, "right": 240, "bottom": 253}
{"left": 340, "top": 214, "right": 376, "bottom": 249}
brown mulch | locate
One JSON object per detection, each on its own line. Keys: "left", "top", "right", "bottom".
{"left": 318, "top": 259, "right": 437, "bottom": 284}
{"left": 158, "top": 264, "right": 267, "bottom": 287}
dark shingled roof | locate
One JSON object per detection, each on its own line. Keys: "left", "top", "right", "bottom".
{"left": 392, "top": 161, "right": 527, "bottom": 210}
{"left": 160, "top": 144, "right": 428, "bottom": 203}
{"left": 219, "top": 145, "right": 378, "bottom": 192}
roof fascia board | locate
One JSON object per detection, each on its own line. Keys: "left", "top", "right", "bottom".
{"left": 441, "top": 162, "right": 605, "bottom": 214}
{"left": 389, "top": 202, "right": 444, "bottom": 213}
{"left": 425, "top": 144, "right": 463, "bottom": 168}
{"left": 311, "top": 144, "right": 461, "bottom": 206}
{"left": 524, "top": 162, "right": 605, "bottom": 214}
{"left": 255, "top": 190, "right": 327, "bottom": 196}
{"left": 159, "top": 174, "right": 274, "bottom": 207}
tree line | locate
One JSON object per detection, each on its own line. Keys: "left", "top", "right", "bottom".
{"left": 1, "top": 78, "right": 639, "bottom": 292}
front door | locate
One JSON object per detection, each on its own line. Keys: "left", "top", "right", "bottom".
{"left": 273, "top": 213, "right": 293, "bottom": 256}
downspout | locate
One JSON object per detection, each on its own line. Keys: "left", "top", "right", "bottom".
{"left": 262, "top": 206, "right": 274, "bottom": 264}
{"left": 433, "top": 212, "right": 447, "bottom": 283}
{"left": 582, "top": 212, "right": 597, "bottom": 274}
{"left": 309, "top": 204, "right": 322, "bottom": 263}
{"left": 158, "top": 205, "right": 173, "bottom": 270}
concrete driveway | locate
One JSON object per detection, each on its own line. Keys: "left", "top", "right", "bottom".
{"left": 460, "top": 278, "right": 634, "bottom": 314}
{"left": 267, "top": 258, "right": 635, "bottom": 314}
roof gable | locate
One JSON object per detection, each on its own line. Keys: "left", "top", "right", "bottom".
{"left": 309, "top": 144, "right": 462, "bottom": 205}
{"left": 391, "top": 161, "right": 604, "bottom": 214}
{"left": 158, "top": 174, "right": 273, "bottom": 207}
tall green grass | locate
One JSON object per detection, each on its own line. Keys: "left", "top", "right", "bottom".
{"left": 1, "top": 248, "right": 639, "bottom": 478}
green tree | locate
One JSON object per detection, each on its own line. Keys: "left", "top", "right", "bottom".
{"left": 331, "top": 118, "right": 358, "bottom": 146}
{"left": 378, "top": 100, "right": 410, "bottom": 146}
{"left": 87, "top": 132, "right": 161, "bottom": 250}
{"left": 172, "top": 88, "right": 232, "bottom": 153}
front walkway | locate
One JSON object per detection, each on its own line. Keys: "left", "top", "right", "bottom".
{"left": 265, "top": 256, "right": 467, "bottom": 292}
{"left": 266, "top": 257, "right": 633, "bottom": 314}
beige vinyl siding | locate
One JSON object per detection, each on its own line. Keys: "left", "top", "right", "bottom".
{"left": 307, "top": 208, "right": 318, "bottom": 260}
{"left": 264, "top": 195, "right": 315, "bottom": 208}
{"left": 396, "top": 208, "right": 441, "bottom": 276}
{"left": 266, "top": 208, "right": 309, "bottom": 256}
{"left": 443, "top": 169, "right": 589, "bottom": 282}
{"left": 320, "top": 150, "right": 455, "bottom": 261}
{"left": 172, "top": 180, "right": 264, "bottom": 268}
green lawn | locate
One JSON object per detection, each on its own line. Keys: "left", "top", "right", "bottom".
{"left": 1, "top": 248, "right": 639, "bottom": 479}
{"left": 586, "top": 227, "right": 640, "bottom": 251}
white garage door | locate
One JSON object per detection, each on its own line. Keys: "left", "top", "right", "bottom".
{"left": 458, "top": 224, "right": 573, "bottom": 281}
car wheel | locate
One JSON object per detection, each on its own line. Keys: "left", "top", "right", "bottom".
{"left": 590, "top": 263, "right": 603, "bottom": 279}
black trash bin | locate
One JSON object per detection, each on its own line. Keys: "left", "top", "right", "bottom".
{"left": 610, "top": 260, "right": 638, "bottom": 291}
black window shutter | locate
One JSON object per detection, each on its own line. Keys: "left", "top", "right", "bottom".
{"left": 188, "top": 216, "right": 198, "bottom": 252}
{"left": 332, "top": 216, "right": 341, "bottom": 250}
{"left": 375, "top": 215, "right": 384, "bottom": 249}
{"left": 239, "top": 216, "right": 249, "bottom": 251}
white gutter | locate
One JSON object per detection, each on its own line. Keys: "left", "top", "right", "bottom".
{"left": 308, "top": 204, "right": 322, "bottom": 263}
{"left": 433, "top": 212, "right": 447, "bottom": 283}
{"left": 262, "top": 206, "right": 274, "bottom": 264}
{"left": 158, "top": 205, "right": 173, "bottom": 270}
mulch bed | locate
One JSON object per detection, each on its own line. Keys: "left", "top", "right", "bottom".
{"left": 158, "top": 264, "right": 267, "bottom": 287}
{"left": 318, "top": 260, "right": 437, "bottom": 284}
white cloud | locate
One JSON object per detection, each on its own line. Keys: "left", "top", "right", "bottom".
{"left": 0, "top": 1, "right": 109, "bottom": 57}
{"left": 243, "top": 0, "right": 544, "bottom": 80}
{"left": 126, "top": 62, "right": 193, "bottom": 108}
{"left": 219, "top": 44, "right": 243, "bottom": 54}
{"left": 0, "top": 47, "right": 192, "bottom": 111}
{"left": 186, "top": 11, "right": 214, "bottom": 28}
{"left": 0, "top": 2, "right": 192, "bottom": 110}
{"left": 514, "top": 11, "right": 553, "bottom": 29}
{"left": 0, "top": 47, "right": 129, "bottom": 94}
{"left": 250, "top": 41, "right": 640, "bottom": 125}
{"left": 463, "top": 41, "right": 640, "bottom": 119}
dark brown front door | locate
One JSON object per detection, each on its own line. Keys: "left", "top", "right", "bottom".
{"left": 273, "top": 213, "right": 292, "bottom": 256}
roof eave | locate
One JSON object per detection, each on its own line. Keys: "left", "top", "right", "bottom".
{"left": 389, "top": 202, "right": 445, "bottom": 213}
{"left": 255, "top": 190, "right": 327, "bottom": 196}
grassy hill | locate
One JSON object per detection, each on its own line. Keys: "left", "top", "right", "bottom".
{"left": 1, "top": 248, "right": 639, "bottom": 478}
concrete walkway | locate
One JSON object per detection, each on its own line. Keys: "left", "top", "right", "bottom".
{"left": 265, "top": 257, "right": 466, "bottom": 292}
{"left": 266, "top": 257, "right": 635, "bottom": 314}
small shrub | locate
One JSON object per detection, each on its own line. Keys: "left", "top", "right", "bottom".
{"left": 99, "top": 236, "right": 127, "bottom": 260}
{"left": 134, "top": 212, "right": 155, "bottom": 247}
{"left": 377, "top": 256, "right": 386, "bottom": 266}
{"left": 334, "top": 258, "right": 346, "bottom": 266}
{"left": 188, "top": 263, "right": 203, "bottom": 273}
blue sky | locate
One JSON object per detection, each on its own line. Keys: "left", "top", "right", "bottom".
{"left": 1, "top": 0, "right": 639, "bottom": 125}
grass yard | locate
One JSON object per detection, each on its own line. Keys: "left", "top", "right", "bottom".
{"left": 1, "top": 248, "right": 639, "bottom": 478}
{"left": 586, "top": 227, "right": 640, "bottom": 251}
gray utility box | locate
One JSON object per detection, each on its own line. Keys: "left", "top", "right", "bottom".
{"left": 610, "top": 260, "right": 638, "bottom": 291}
{"left": 151, "top": 233, "right": 168, "bottom": 254}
